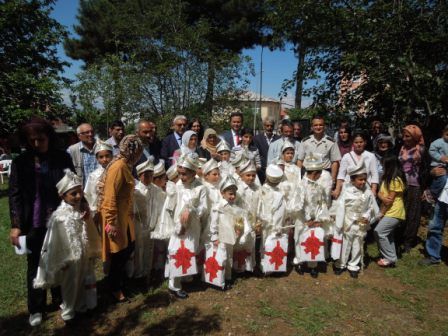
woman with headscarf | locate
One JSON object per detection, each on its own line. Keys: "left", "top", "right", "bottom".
{"left": 337, "top": 125, "right": 353, "bottom": 157}
{"left": 374, "top": 133, "right": 395, "bottom": 181}
{"left": 99, "top": 135, "right": 143, "bottom": 302}
{"left": 171, "top": 130, "right": 198, "bottom": 164}
{"left": 198, "top": 128, "right": 221, "bottom": 161}
{"left": 398, "top": 124, "right": 429, "bottom": 253}
{"left": 9, "top": 118, "right": 74, "bottom": 326}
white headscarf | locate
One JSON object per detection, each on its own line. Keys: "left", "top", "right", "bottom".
{"left": 180, "top": 130, "right": 197, "bottom": 155}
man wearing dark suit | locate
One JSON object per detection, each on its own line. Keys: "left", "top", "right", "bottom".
{"left": 220, "top": 111, "right": 243, "bottom": 150}
{"left": 253, "top": 117, "right": 280, "bottom": 183}
{"left": 160, "top": 115, "right": 187, "bottom": 168}
{"left": 135, "top": 119, "right": 161, "bottom": 168}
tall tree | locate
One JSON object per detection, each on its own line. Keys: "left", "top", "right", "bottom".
{"left": 0, "top": 0, "right": 67, "bottom": 133}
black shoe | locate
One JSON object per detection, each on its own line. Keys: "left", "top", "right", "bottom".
{"left": 295, "top": 265, "right": 304, "bottom": 275}
{"left": 169, "top": 289, "right": 189, "bottom": 299}
{"left": 310, "top": 268, "right": 318, "bottom": 278}
{"left": 418, "top": 258, "right": 441, "bottom": 266}
{"left": 333, "top": 267, "right": 344, "bottom": 276}
{"left": 349, "top": 270, "right": 358, "bottom": 279}
{"left": 221, "top": 282, "right": 233, "bottom": 291}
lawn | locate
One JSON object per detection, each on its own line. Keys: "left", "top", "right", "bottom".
{"left": 1, "top": 182, "right": 448, "bottom": 335}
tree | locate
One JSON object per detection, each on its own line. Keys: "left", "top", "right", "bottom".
{"left": 0, "top": 0, "right": 67, "bottom": 134}
{"left": 64, "top": 0, "right": 265, "bottom": 115}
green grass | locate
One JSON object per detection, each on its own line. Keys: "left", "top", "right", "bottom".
{"left": 0, "top": 184, "right": 27, "bottom": 318}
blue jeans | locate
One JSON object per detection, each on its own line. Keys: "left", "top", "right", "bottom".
{"left": 430, "top": 174, "right": 447, "bottom": 198}
{"left": 425, "top": 201, "right": 448, "bottom": 262}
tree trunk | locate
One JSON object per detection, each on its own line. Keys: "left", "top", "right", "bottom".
{"left": 204, "top": 61, "right": 215, "bottom": 114}
{"left": 294, "top": 44, "right": 306, "bottom": 109}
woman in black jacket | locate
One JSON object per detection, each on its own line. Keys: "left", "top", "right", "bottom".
{"left": 9, "top": 117, "right": 74, "bottom": 326}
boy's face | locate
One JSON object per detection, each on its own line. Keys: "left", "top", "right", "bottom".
{"left": 221, "top": 187, "right": 237, "bottom": 204}
{"left": 377, "top": 140, "right": 390, "bottom": 152}
{"left": 139, "top": 170, "right": 153, "bottom": 186}
{"left": 282, "top": 148, "right": 295, "bottom": 162}
{"left": 442, "top": 130, "right": 448, "bottom": 142}
{"left": 219, "top": 150, "right": 230, "bottom": 162}
{"left": 178, "top": 166, "right": 195, "bottom": 184}
{"left": 153, "top": 174, "right": 167, "bottom": 190}
{"left": 306, "top": 170, "right": 322, "bottom": 181}
{"left": 205, "top": 168, "right": 220, "bottom": 184}
{"left": 311, "top": 118, "right": 325, "bottom": 137}
{"left": 63, "top": 186, "right": 83, "bottom": 207}
{"left": 242, "top": 134, "right": 252, "bottom": 146}
{"left": 96, "top": 150, "right": 112, "bottom": 168}
{"left": 352, "top": 174, "right": 367, "bottom": 189}
{"left": 240, "top": 171, "right": 256, "bottom": 185}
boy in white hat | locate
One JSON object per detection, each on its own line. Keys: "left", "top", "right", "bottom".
{"left": 236, "top": 160, "right": 259, "bottom": 271}
{"left": 280, "top": 140, "right": 302, "bottom": 187}
{"left": 257, "top": 164, "right": 287, "bottom": 257}
{"left": 217, "top": 141, "right": 234, "bottom": 180}
{"left": 289, "top": 155, "right": 330, "bottom": 278}
{"left": 200, "top": 159, "right": 222, "bottom": 245}
{"left": 210, "top": 175, "right": 251, "bottom": 288}
{"left": 165, "top": 153, "right": 208, "bottom": 299}
{"left": 84, "top": 140, "right": 113, "bottom": 219}
{"left": 150, "top": 160, "right": 175, "bottom": 281}
{"left": 133, "top": 158, "right": 156, "bottom": 279}
{"left": 34, "top": 170, "right": 99, "bottom": 323}
{"left": 332, "top": 161, "right": 378, "bottom": 278}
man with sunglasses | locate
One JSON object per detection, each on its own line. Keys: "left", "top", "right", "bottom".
{"left": 67, "top": 123, "right": 98, "bottom": 185}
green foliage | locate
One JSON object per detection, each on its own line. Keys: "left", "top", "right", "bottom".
{"left": 0, "top": 0, "right": 68, "bottom": 134}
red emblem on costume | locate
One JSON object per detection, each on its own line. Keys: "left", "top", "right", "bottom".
{"left": 301, "top": 230, "right": 325, "bottom": 260}
{"left": 170, "top": 240, "right": 195, "bottom": 274}
{"left": 204, "top": 251, "right": 224, "bottom": 281}
{"left": 264, "top": 241, "right": 287, "bottom": 270}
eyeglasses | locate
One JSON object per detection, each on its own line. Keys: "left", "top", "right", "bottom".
{"left": 79, "top": 130, "right": 94, "bottom": 135}
{"left": 175, "top": 123, "right": 186, "bottom": 127}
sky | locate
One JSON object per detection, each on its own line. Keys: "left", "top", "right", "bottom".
{"left": 51, "top": 0, "right": 309, "bottom": 108}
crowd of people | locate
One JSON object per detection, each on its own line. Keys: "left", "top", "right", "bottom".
{"left": 8, "top": 113, "right": 448, "bottom": 327}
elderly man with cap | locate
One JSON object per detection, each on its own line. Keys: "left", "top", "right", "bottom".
{"left": 67, "top": 123, "right": 98, "bottom": 186}
{"left": 289, "top": 154, "right": 331, "bottom": 278}
{"left": 160, "top": 115, "right": 188, "bottom": 168}
{"left": 165, "top": 153, "right": 207, "bottom": 299}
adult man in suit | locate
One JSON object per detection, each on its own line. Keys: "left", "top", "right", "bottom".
{"left": 135, "top": 119, "right": 161, "bottom": 167}
{"left": 220, "top": 111, "right": 243, "bottom": 150}
{"left": 253, "top": 117, "right": 280, "bottom": 183}
{"left": 160, "top": 115, "right": 187, "bottom": 167}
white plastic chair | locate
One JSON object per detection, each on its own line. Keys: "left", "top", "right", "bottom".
{"left": 0, "top": 160, "right": 12, "bottom": 184}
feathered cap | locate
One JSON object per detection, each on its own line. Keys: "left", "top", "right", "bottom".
{"left": 239, "top": 159, "right": 257, "bottom": 174}
{"left": 94, "top": 140, "right": 113, "bottom": 155}
{"left": 216, "top": 140, "right": 231, "bottom": 153}
{"left": 166, "top": 162, "right": 178, "bottom": 180}
{"left": 153, "top": 159, "right": 166, "bottom": 178}
{"left": 281, "top": 139, "right": 295, "bottom": 153}
{"left": 136, "top": 156, "right": 155, "bottom": 175}
{"left": 219, "top": 175, "right": 238, "bottom": 192}
{"left": 178, "top": 152, "right": 201, "bottom": 171}
{"left": 56, "top": 169, "right": 82, "bottom": 195}
{"left": 303, "top": 154, "right": 325, "bottom": 171}
{"left": 202, "top": 158, "right": 219, "bottom": 176}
